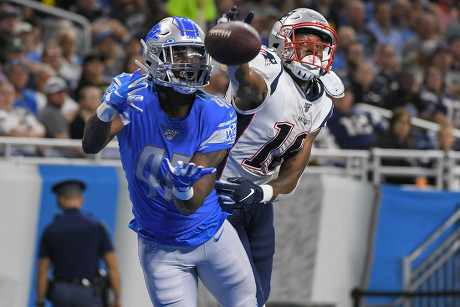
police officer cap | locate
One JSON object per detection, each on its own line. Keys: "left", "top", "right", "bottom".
{"left": 52, "top": 179, "right": 86, "bottom": 195}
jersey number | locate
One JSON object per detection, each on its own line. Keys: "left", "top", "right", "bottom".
{"left": 242, "top": 122, "right": 308, "bottom": 172}
{"left": 135, "top": 145, "right": 190, "bottom": 200}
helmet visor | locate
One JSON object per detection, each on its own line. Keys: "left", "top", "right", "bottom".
{"left": 279, "top": 22, "right": 337, "bottom": 71}
{"left": 160, "top": 45, "right": 210, "bottom": 86}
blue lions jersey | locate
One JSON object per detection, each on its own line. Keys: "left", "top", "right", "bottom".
{"left": 117, "top": 83, "right": 236, "bottom": 247}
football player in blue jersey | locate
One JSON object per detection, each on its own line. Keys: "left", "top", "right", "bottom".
{"left": 215, "top": 7, "right": 343, "bottom": 306}
{"left": 82, "top": 17, "right": 257, "bottom": 307}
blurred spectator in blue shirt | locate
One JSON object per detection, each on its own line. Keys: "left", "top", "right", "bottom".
{"left": 333, "top": 25, "right": 357, "bottom": 71}
{"left": 340, "top": 0, "right": 378, "bottom": 58}
{"left": 327, "top": 89, "right": 387, "bottom": 150}
{"left": 14, "top": 21, "right": 41, "bottom": 63}
{"left": 0, "top": 80, "right": 44, "bottom": 138}
{"left": 414, "top": 66, "right": 460, "bottom": 128}
{"left": 366, "top": 1, "right": 403, "bottom": 58}
{"left": 4, "top": 58, "right": 40, "bottom": 115}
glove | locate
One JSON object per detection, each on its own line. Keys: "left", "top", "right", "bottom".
{"left": 101, "top": 69, "right": 148, "bottom": 123}
{"left": 215, "top": 177, "right": 264, "bottom": 207}
{"left": 217, "top": 6, "right": 254, "bottom": 24}
{"left": 164, "top": 158, "right": 216, "bottom": 200}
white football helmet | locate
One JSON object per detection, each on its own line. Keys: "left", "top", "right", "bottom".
{"left": 140, "top": 17, "right": 212, "bottom": 94}
{"left": 268, "top": 8, "right": 338, "bottom": 81}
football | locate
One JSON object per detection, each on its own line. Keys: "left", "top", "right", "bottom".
{"left": 205, "top": 21, "right": 262, "bottom": 66}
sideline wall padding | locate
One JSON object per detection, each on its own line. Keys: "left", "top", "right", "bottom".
{"left": 8, "top": 161, "right": 450, "bottom": 307}
{"left": 28, "top": 165, "right": 120, "bottom": 307}
{"left": 198, "top": 173, "right": 375, "bottom": 307}
{"left": 0, "top": 162, "right": 42, "bottom": 307}
{"left": 366, "top": 184, "right": 460, "bottom": 304}
{"left": 113, "top": 167, "right": 152, "bottom": 306}
{"left": 311, "top": 175, "right": 375, "bottom": 306}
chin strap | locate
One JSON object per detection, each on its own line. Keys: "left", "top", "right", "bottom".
{"left": 288, "top": 61, "right": 319, "bottom": 81}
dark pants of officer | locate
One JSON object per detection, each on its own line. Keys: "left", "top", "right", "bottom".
{"left": 51, "top": 281, "right": 103, "bottom": 307}
{"left": 227, "top": 202, "right": 275, "bottom": 306}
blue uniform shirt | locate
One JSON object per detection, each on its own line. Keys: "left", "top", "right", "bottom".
{"left": 118, "top": 84, "right": 236, "bottom": 247}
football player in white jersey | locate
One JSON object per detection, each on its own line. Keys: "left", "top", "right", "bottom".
{"left": 215, "top": 7, "right": 343, "bottom": 306}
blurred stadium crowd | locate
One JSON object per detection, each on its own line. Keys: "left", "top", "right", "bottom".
{"left": 1, "top": 0, "right": 460, "bottom": 162}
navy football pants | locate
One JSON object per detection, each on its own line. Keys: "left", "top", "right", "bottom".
{"left": 227, "top": 202, "right": 275, "bottom": 306}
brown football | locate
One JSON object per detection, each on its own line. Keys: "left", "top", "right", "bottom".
{"left": 205, "top": 21, "right": 262, "bottom": 65}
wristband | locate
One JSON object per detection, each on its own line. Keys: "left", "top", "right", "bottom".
{"left": 173, "top": 187, "right": 194, "bottom": 200}
{"left": 260, "top": 184, "right": 273, "bottom": 203}
{"left": 96, "top": 102, "right": 117, "bottom": 122}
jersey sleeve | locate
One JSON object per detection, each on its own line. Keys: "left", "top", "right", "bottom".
{"left": 226, "top": 46, "right": 283, "bottom": 108}
{"left": 248, "top": 46, "right": 282, "bottom": 83}
{"left": 310, "top": 96, "right": 334, "bottom": 133}
{"left": 197, "top": 96, "right": 237, "bottom": 154}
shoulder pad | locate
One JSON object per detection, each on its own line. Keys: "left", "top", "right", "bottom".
{"left": 319, "top": 70, "right": 344, "bottom": 98}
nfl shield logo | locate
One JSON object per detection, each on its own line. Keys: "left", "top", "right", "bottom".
{"left": 304, "top": 103, "right": 311, "bottom": 113}
{"left": 164, "top": 129, "right": 179, "bottom": 140}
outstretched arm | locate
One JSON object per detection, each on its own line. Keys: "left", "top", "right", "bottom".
{"left": 216, "top": 130, "right": 320, "bottom": 205}
{"left": 220, "top": 6, "right": 267, "bottom": 111}
{"left": 228, "top": 64, "right": 267, "bottom": 111}
{"left": 82, "top": 113, "right": 123, "bottom": 154}
{"left": 82, "top": 70, "right": 148, "bottom": 154}
{"left": 166, "top": 149, "right": 227, "bottom": 216}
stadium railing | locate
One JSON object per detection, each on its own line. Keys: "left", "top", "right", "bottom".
{"left": 351, "top": 206, "right": 460, "bottom": 307}
{"left": 2, "top": 137, "right": 460, "bottom": 191}
{"left": 355, "top": 103, "right": 460, "bottom": 139}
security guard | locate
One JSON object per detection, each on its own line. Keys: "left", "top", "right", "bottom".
{"left": 35, "top": 179, "right": 122, "bottom": 307}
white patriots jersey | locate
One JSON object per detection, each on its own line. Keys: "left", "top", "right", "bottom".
{"left": 218, "top": 46, "right": 333, "bottom": 185}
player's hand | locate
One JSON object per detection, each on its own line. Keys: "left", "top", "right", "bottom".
{"left": 217, "top": 6, "right": 254, "bottom": 25}
{"left": 103, "top": 69, "right": 148, "bottom": 119}
{"left": 164, "top": 158, "right": 216, "bottom": 200}
{"left": 215, "top": 177, "right": 264, "bottom": 206}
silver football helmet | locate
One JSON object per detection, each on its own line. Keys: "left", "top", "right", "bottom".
{"left": 140, "top": 17, "right": 212, "bottom": 94}
{"left": 268, "top": 8, "right": 338, "bottom": 81}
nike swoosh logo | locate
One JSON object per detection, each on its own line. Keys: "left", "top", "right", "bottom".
{"left": 240, "top": 189, "right": 254, "bottom": 202}
{"left": 214, "top": 228, "right": 224, "bottom": 242}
